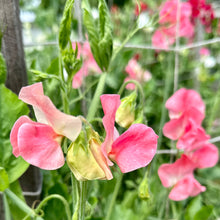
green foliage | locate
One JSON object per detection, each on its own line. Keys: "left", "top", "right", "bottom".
{"left": 0, "top": 167, "right": 9, "bottom": 191}
{"left": 59, "top": 0, "right": 75, "bottom": 50}
{"left": 0, "top": 53, "right": 6, "bottom": 84}
{"left": 82, "top": 0, "right": 113, "bottom": 71}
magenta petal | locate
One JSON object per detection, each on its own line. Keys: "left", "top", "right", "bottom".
{"left": 10, "top": 116, "right": 34, "bottom": 157}
{"left": 109, "top": 124, "right": 158, "bottom": 173}
{"left": 17, "top": 122, "right": 65, "bottom": 170}
{"left": 19, "top": 82, "right": 82, "bottom": 142}
{"left": 100, "top": 95, "right": 121, "bottom": 165}
{"left": 158, "top": 154, "right": 196, "bottom": 187}
{"left": 190, "top": 143, "right": 219, "bottom": 169}
{"left": 169, "top": 174, "right": 206, "bottom": 201}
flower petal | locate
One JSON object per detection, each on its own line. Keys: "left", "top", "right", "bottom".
{"left": 10, "top": 116, "right": 34, "bottom": 157}
{"left": 109, "top": 124, "right": 158, "bottom": 173}
{"left": 100, "top": 94, "right": 121, "bottom": 165}
{"left": 17, "top": 122, "right": 64, "bottom": 170}
{"left": 169, "top": 174, "right": 206, "bottom": 201}
{"left": 19, "top": 82, "right": 82, "bottom": 142}
{"left": 190, "top": 143, "right": 219, "bottom": 168}
{"left": 158, "top": 154, "right": 196, "bottom": 187}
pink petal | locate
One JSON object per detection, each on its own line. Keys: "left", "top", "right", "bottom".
{"left": 10, "top": 116, "right": 34, "bottom": 157}
{"left": 109, "top": 124, "right": 158, "bottom": 173}
{"left": 169, "top": 174, "right": 206, "bottom": 201}
{"left": 158, "top": 154, "right": 196, "bottom": 187}
{"left": 100, "top": 95, "right": 121, "bottom": 166}
{"left": 19, "top": 83, "right": 82, "bottom": 142}
{"left": 17, "top": 122, "right": 64, "bottom": 170}
{"left": 165, "top": 88, "right": 205, "bottom": 119}
{"left": 163, "top": 115, "right": 186, "bottom": 140}
{"left": 190, "top": 143, "right": 219, "bottom": 168}
{"left": 177, "top": 122, "right": 210, "bottom": 151}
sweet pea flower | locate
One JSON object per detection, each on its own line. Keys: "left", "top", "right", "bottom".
{"left": 200, "top": 47, "right": 210, "bottom": 57}
{"left": 101, "top": 94, "right": 158, "bottom": 174}
{"left": 10, "top": 82, "right": 82, "bottom": 170}
{"left": 158, "top": 154, "right": 206, "bottom": 201}
{"left": 135, "top": 1, "right": 148, "bottom": 16}
{"left": 72, "top": 41, "right": 101, "bottom": 89}
{"left": 124, "top": 58, "right": 152, "bottom": 90}
{"left": 163, "top": 88, "right": 205, "bottom": 140}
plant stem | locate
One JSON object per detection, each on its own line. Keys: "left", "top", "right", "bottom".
{"left": 4, "top": 189, "right": 43, "bottom": 220}
{"left": 105, "top": 173, "right": 123, "bottom": 220}
{"left": 78, "top": 181, "right": 87, "bottom": 220}
{"left": 3, "top": 192, "right": 11, "bottom": 220}
{"left": 86, "top": 72, "right": 107, "bottom": 121}
{"left": 35, "top": 194, "right": 71, "bottom": 220}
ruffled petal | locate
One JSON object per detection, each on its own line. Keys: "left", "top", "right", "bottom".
{"left": 169, "top": 174, "right": 206, "bottom": 201}
{"left": 158, "top": 154, "right": 196, "bottom": 187}
{"left": 17, "top": 122, "right": 64, "bottom": 170}
{"left": 163, "top": 116, "right": 186, "bottom": 140}
{"left": 10, "top": 116, "right": 34, "bottom": 157}
{"left": 19, "top": 82, "right": 82, "bottom": 142}
{"left": 190, "top": 143, "right": 219, "bottom": 168}
{"left": 109, "top": 124, "right": 158, "bottom": 173}
{"left": 100, "top": 94, "right": 121, "bottom": 165}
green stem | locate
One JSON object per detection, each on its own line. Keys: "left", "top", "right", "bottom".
{"left": 35, "top": 194, "right": 71, "bottom": 220}
{"left": 79, "top": 181, "right": 87, "bottom": 220}
{"left": 4, "top": 189, "right": 43, "bottom": 220}
{"left": 105, "top": 173, "right": 123, "bottom": 220}
{"left": 71, "top": 173, "right": 78, "bottom": 214}
{"left": 110, "top": 27, "right": 139, "bottom": 66}
{"left": 87, "top": 72, "right": 107, "bottom": 121}
{"left": 3, "top": 192, "right": 11, "bottom": 220}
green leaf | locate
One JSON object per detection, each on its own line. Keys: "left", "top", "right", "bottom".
{"left": 0, "top": 52, "right": 6, "bottom": 84}
{"left": 0, "top": 84, "right": 29, "bottom": 138}
{"left": 0, "top": 138, "right": 29, "bottom": 183}
{"left": 59, "top": 0, "right": 75, "bottom": 50}
{"left": 194, "top": 205, "right": 213, "bottom": 220}
{"left": 185, "top": 196, "right": 202, "bottom": 220}
{"left": 98, "top": 0, "right": 113, "bottom": 71}
{"left": 46, "top": 57, "right": 59, "bottom": 75}
{"left": 0, "top": 167, "right": 9, "bottom": 191}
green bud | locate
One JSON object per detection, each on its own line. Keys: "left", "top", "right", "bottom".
{"left": 116, "top": 92, "right": 137, "bottom": 128}
{"left": 66, "top": 127, "right": 109, "bottom": 181}
{"left": 138, "top": 174, "right": 150, "bottom": 200}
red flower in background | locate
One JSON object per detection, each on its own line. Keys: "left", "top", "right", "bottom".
{"left": 135, "top": 1, "right": 148, "bottom": 16}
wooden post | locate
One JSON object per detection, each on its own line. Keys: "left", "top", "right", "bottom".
{"left": 0, "top": 0, "right": 27, "bottom": 94}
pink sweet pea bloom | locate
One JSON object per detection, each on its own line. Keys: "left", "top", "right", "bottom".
{"left": 124, "top": 58, "right": 152, "bottom": 90}
{"left": 199, "top": 47, "right": 210, "bottom": 57}
{"left": 163, "top": 88, "right": 205, "bottom": 140}
{"left": 100, "top": 94, "right": 158, "bottom": 174}
{"left": 158, "top": 154, "right": 206, "bottom": 200}
{"left": 72, "top": 42, "right": 101, "bottom": 89}
{"left": 10, "top": 83, "right": 82, "bottom": 170}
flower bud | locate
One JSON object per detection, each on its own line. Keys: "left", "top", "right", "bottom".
{"left": 116, "top": 92, "right": 137, "bottom": 128}
{"left": 66, "top": 127, "right": 112, "bottom": 181}
{"left": 138, "top": 174, "right": 150, "bottom": 200}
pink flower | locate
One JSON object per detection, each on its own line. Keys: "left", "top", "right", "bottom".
{"left": 158, "top": 154, "right": 206, "bottom": 201}
{"left": 199, "top": 47, "right": 210, "bottom": 57}
{"left": 152, "top": 0, "right": 194, "bottom": 48}
{"left": 72, "top": 42, "right": 101, "bottom": 89}
{"left": 10, "top": 83, "right": 82, "bottom": 170}
{"left": 163, "top": 88, "right": 205, "bottom": 140}
{"left": 100, "top": 95, "right": 158, "bottom": 175}
{"left": 124, "top": 58, "right": 152, "bottom": 90}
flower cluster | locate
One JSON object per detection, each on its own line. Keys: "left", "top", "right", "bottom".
{"left": 158, "top": 88, "right": 219, "bottom": 201}
{"left": 10, "top": 83, "right": 158, "bottom": 181}
{"left": 72, "top": 41, "right": 101, "bottom": 89}
{"left": 124, "top": 56, "right": 152, "bottom": 90}
{"left": 152, "top": 0, "right": 215, "bottom": 49}
{"left": 67, "top": 94, "right": 158, "bottom": 180}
